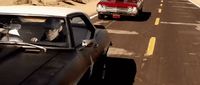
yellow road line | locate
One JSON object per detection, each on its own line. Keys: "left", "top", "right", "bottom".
{"left": 155, "top": 18, "right": 160, "bottom": 25}
{"left": 158, "top": 8, "right": 162, "bottom": 13}
{"left": 145, "top": 37, "right": 156, "bottom": 57}
{"left": 160, "top": 4, "right": 163, "bottom": 7}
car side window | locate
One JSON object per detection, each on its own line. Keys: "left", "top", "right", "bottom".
{"left": 69, "top": 16, "right": 91, "bottom": 47}
{"left": 18, "top": 17, "right": 68, "bottom": 47}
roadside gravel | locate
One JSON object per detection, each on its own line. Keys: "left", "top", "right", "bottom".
{"left": 0, "top": 0, "right": 98, "bottom": 16}
{"left": 68, "top": 0, "right": 98, "bottom": 16}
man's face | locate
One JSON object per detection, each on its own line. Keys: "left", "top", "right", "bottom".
{"left": 46, "top": 28, "right": 59, "bottom": 41}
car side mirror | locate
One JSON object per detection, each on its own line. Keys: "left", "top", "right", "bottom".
{"left": 82, "top": 39, "right": 98, "bottom": 47}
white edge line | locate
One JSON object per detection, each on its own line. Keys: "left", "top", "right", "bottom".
{"left": 90, "top": 14, "right": 98, "bottom": 19}
{"left": 188, "top": 0, "right": 200, "bottom": 8}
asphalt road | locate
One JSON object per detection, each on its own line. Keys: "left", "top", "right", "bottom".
{"left": 90, "top": 0, "right": 200, "bottom": 85}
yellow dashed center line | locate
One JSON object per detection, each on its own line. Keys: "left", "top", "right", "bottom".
{"left": 158, "top": 8, "right": 162, "bottom": 13}
{"left": 155, "top": 18, "right": 160, "bottom": 25}
{"left": 160, "top": 4, "right": 163, "bottom": 7}
{"left": 145, "top": 0, "right": 160, "bottom": 57}
{"left": 145, "top": 37, "right": 156, "bottom": 57}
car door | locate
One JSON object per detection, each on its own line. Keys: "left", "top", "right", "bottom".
{"left": 67, "top": 13, "right": 97, "bottom": 72}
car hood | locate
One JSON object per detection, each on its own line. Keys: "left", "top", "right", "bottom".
{"left": 0, "top": 45, "right": 73, "bottom": 85}
{"left": 98, "top": 1, "right": 137, "bottom": 8}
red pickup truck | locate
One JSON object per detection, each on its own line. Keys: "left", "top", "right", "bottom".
{"left": 96, "top": 0, "right": 144, "bottom": 19}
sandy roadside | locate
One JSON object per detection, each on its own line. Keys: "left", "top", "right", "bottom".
{"left": 0, "top": 0, "right": 15, "bottom": 5}
{"left": 0, "top": 0, "right": 98, "bottom": 16}
{"left": 68, "top": 0, "right": 98, "bottom": 16}
{"left": 189, "top": 0, "right": 200, "bottom": 7}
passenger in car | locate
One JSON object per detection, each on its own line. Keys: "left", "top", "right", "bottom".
{"left": 31, "top": 18, "right": 66, "bottom": 43}
{"left": 41, "top": 18, "right": 65, "bottom": 42}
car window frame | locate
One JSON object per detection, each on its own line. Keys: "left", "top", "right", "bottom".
{"left": 66, "top": 13, "right": 95, "bottom": 48}
{"left": 19, "top": 16, "right": 71, "bottom": 48}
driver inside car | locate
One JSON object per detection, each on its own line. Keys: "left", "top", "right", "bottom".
{"left": 31, "top": 18, "right": 66, "bottom": 43}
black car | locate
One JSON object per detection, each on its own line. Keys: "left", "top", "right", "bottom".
{"left": 0, "top": 6, "right": 111, "bottom": 85}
